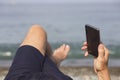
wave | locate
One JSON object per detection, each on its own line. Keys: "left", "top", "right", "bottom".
{"left": 0, "top": 42, "right": 120, "bottom": 60}
{"left": 0, "top": 43, "right": 19, "bottom": 60}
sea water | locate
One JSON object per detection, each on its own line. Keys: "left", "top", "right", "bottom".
{"left": 0, "top": 3, "right": 120, "bottom": 60}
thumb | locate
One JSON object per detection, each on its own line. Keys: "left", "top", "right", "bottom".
{"left": 98, "top": 44, "right": 105, "bottom": 58}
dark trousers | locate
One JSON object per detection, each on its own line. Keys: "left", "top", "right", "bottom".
{"left": 4, "top": 46, "right": 72, "bottom": 80}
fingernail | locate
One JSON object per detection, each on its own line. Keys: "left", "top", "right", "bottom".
{"left": 99, "top": 44, "right": 104, "bottom": 48}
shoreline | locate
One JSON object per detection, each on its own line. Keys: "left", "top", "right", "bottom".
{"left": 1, "top": 59, "right": 120, "bottom": 68}
{"left": 1, "top": 66, "right": 120, "bottom": 80}
{"left": 61, "top": 59, "right": 120, "bottom": 67}
{"left": 0, "top": 59, "right": 120, "bottom": 80}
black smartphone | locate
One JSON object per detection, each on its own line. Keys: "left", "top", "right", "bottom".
{"left": 85, "top": 24, "right": 100, "bottom": 57}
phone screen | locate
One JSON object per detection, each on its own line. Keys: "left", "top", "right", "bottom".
{"left": 85, "top": 24, "right": 100, "bottom": 57}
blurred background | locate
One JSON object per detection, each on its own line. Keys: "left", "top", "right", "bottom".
{"left": 0, "top": 0, "right": 120, "bottom": 80}
{"left": 0, "top": 0, "right": 120, "bottom": 60}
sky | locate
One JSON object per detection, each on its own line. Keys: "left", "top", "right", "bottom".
{"left": 0, "top": 0, "right": 120, "bottom": 4}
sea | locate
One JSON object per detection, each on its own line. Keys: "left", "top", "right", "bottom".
{"left": 0, "top": 2, "right": 120, "bottom": 61}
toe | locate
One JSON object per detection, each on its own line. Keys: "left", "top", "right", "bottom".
{"left": 64, "top": 45, "right": 70, "bottom": 53}
{"left": 60, "top": 44, "right": 66, "bottom": 50}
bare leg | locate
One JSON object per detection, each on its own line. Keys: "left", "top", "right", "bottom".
{"left": 46, "top": 42, "right": 53, "bottom": 57}
{"left": 20, "top": 25, "right": 47, "bottom": 56}
{"left": 20, "top": 24, "right": 70, "bottom": 65}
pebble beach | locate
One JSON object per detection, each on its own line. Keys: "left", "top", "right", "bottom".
{"left": 0, "top": 67, "right": 120, "bottom": 80}
{"left": 0, "top": 59, "right": 120, "bottom": 80}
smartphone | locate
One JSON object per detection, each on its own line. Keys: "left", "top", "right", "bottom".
{"left": 85, "top": 24, "right": 100, "bottom": 57}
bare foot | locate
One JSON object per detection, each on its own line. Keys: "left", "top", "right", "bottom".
{"left": 45, "top": 43, "right": 70, "bottom": 66}
{"left": 52, "top": 44, "right": 70, "bottom": 66}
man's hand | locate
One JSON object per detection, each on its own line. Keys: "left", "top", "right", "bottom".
{"left": 81, "top": 42, "right": 111, "bottom": 80}
{"left": 94, "top": 44, "right": 109, "bottom": 73}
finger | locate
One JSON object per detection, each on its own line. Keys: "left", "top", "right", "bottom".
{"left": 98, "top": 44, "right": 105, "bottom": 58}
{"left": 84, "top": 51, "right": 89, "bottom": 57}
{"left": 83, "top": 41, "right": 87, "bottom": 46}
{"left": 81, "top": 46, "right": 87, "bottom": 50}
